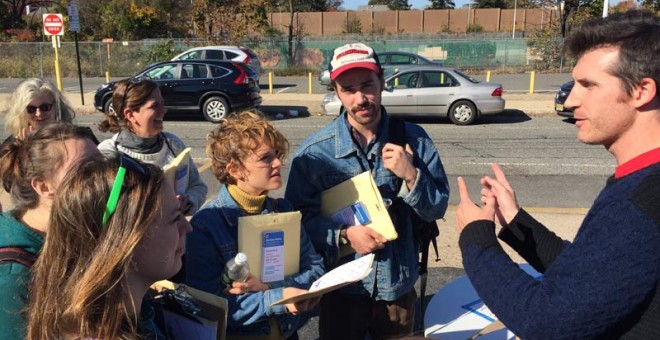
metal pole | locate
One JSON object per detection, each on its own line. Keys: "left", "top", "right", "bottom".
{"left": 512, "top": 0, "right": 517, "bottom": 39}
{"left": 74, "top": 32, "right": 84, "bottom": 105}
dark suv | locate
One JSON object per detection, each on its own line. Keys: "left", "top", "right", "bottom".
{"left": 555, "top": 80, "right": 574, "bottom": 118}
{"left": 94, "top": 60, "right": 261, "bottom": 123}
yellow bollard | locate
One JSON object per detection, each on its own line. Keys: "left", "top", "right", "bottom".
{"left": 440, "top": 72, "right": 445, "bottom": 85}
{"left": 394, "top": 69, "right": 399, "bottom": 87}
{"left": 308, "top": 72, "right": 312, "bottom": 95}
{"left": 529, "top": 71, "right": 536, "bottom": 94}
{"left": 53, "top": 36, "right": 63, "bottom": 91}
{"left": 269, "top": 72, "right": 273, "bottom": 95}
{"left": 105, "top": 71, "right": 110, "bottom": 84}
{"left": 486, "top": 70, "right": 491, "bottom": 82}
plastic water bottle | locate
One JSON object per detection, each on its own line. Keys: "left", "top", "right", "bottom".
{"left": 221, "top": 252, "right": 250, "bottom": 289}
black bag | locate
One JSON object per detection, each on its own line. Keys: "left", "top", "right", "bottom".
{"left": 388, "top": 118, "right": 441, "bottom": 330}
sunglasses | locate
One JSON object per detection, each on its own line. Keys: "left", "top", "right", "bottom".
{"left": 102, "top": 153, "right": 149, "bottom": 227}
{"left": 26, "top": 103, "right": 53, "bottom": 114}
{"left": 119, "top": 76, "right": 149, "bottom": 113}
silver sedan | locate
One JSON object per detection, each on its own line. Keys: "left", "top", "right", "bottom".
{"left": 321, "top": 67, "right": 505, "bottom": 125}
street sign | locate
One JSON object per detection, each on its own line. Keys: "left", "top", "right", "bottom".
{"left": 43, "top": 13, "right": 64, "bottom": 36}
{"left": 68, "top": 0, "right": 80, "bottom": 32}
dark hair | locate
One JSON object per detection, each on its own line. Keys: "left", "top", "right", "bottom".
{"left": 564, "top": 10, "right": 660, "bottom": 99}
{"left": 98, "top": 78, "right": 159, "bottom": 133}
{"left": 0, "top": 122, "right": 98, "bottom": 213}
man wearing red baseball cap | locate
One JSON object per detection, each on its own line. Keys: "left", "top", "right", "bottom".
{"left": 286, "top": 42, "right": 450, "bottom": 339}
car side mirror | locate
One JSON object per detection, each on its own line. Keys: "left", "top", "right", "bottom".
{"left": 385, "top": 84, "right": 394, "bottom": 92}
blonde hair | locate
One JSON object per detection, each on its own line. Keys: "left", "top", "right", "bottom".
{"left": 4, "top": 78, "right": 75, "bottom": 135}
{"left": 206, "top": 110, "right": 288, "bottom": 184}
{"left": 27, "top": 156, "right": 164, "bottom": 339}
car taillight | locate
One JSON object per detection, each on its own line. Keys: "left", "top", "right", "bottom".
{"left": 234, "top": 64, "right": 249, "bottom": 85}
{"left": 240, "top": 49, "right": 252, "bottom": 64}
{"left": 491, "top": 86, "right": 503, "bottom": 96}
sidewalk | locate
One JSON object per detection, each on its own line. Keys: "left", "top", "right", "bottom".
{"left": 0, "top": 91, "right": 556, "bottom": 117}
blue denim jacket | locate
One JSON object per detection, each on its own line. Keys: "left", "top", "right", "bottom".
{"left": 186, "top": 185, "right": 325, "bottom": 338}
{"left": 285, "top": 109, "right": 449, "bottom": 301}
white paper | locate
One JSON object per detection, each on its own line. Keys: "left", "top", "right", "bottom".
{"left": 309, "top": 253, "right": 374, "bottom": 292}
{"left": 261, "top": 230, "right": 285, "bottom": 283}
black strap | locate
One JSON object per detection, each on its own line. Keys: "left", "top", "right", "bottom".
{"left": 0, "top": 247, "right": 37, "bottom": 268}
{"left": 387, "top": 118, "right": 441, "bottom": 332}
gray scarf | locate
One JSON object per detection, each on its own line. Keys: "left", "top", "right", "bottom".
{"left": 115, "top": 129, "right": 165, "bottom": 154}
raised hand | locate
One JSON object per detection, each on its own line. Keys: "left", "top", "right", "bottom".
{"left": 480, "top": 163, "right": 520, "bottom": 226}
{"left": 381, "top": 143, "right": 417, "bottom": 189}
{"left": 456, "top": 176, "right": 496, "bottom": 233}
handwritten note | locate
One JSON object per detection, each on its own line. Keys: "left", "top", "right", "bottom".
{"left": 271, "top": 254, "right": 375, "bottom": 305}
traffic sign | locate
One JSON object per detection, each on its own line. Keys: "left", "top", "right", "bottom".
{"left": 68, "top": 1, "right": 80, "bottom": 32}
{"left": 43, "top": 13, "right": 64, "bottom": 36}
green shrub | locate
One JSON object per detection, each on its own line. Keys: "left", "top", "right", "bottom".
{"left": 273, "top": 65, "right": 321, "bottom": 77}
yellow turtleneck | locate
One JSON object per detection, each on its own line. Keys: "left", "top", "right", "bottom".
{"left": 227, "top": 184, "right": 267, "bottom": 215}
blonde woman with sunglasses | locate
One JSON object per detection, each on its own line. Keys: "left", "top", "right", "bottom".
{"left": 97, "top": 77, "right": 207, "bottom": 216}
{"left": 3, "top": 78, "right": 95, "bottom": 143}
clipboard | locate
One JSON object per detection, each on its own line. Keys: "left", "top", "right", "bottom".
{"left": 271, "top": 254, "right": 375, "bottom": 306}
{"left": 163, "top": 147, "right": 191, "bottom": 195}
{"left": 321, "top": 172, "right": 398, "bottom": 256}
{"left": 238, "top": 211, "right": 301, "bottom": 283}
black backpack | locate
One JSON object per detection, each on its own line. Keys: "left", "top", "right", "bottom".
{"left": 388, "top": 118, "right": 441, "bottom": 329}
{"left": 0, "top": 247, "right": 37, "bottom": 268}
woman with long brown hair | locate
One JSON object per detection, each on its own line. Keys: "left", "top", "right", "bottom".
{"left": 27, "top": 154, "right": 191, "bottom": 339}
{"left": 0, "top": 123, "right": 100, "bottom": 338}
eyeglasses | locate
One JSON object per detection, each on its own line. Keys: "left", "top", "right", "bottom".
{"left": 102, "top": 153, "right": 149, "bottom": 227}
{"left": 119, "top": 76, "right": 148, "bottom": 113}
{"left": 26, "top": 103, "right": 53, "bottom": 114}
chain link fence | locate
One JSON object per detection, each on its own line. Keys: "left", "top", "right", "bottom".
{"left": 0, "top": 35, "right": 538, "bottom": 78}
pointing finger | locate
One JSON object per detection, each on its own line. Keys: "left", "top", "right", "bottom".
{"left": 457, "top": 176, "right": 472, "bottom": 203}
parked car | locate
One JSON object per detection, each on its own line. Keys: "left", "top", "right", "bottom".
{"left": 171, "top": 46, "right": 262, "bottom": 81}
{"left": 319, "top": 51, "right": 444, "bottom": 86}
{"left": 321, "top": 67, "right": 505, "bottom": 125}
{"left": 94, "top": 60, "right": 261, "bottom": 123}
{"left": 555, "top": 80, "right": 574, "bottom": 118}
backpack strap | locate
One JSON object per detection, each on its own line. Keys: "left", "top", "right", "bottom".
{"left": 387, "top": 118, "right": 440, "bottom": 332}
{"left": 0, "top": 247, "right": 37, "bottom": 268}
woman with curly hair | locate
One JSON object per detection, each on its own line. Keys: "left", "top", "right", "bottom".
{"left": 187, "top": 110, "right": 324, "bottom": 340}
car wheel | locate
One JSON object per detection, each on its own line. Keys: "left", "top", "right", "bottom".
{"left": 104, "top": 98, "right": 115, "bottom": 116}
{"left": 202, "top": 96, "right": 230, "bottom": 123}
{"left": 449, "top": 100, "right": 477, "bottom": 125}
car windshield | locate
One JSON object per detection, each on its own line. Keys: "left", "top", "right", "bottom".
{"left": 453, "top": 70, "right": 480, "bottom": 84}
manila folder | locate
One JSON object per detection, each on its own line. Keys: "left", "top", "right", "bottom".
{"left": 321, "top": 172, "right": 398, "bottom": 253}
{"left": 163, "top": 147, "right": 191, "bottom": 195}
{"left": 238, "top": 211, "right": 301, "bottom": 282}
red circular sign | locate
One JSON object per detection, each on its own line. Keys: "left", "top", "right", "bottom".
{"left": 43, "top": 14, "right": 63, "bottom": 35}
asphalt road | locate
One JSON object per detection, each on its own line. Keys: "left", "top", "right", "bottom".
{"left": 0, "top": 72, "right": 571, "bottom": 96}
{"left": 58, "top": 112, "right": 611, "bottom": 210}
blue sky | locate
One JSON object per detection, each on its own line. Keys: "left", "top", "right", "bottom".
{"left": 342, "top": 0, "right": 470, "bottom": 10}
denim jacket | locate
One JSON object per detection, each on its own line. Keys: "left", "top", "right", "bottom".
{"left": 186, "top": 185, "right": 325, "bottom": 338}
{"left": 285, "top": 109, "right": 449, "bottom": 301}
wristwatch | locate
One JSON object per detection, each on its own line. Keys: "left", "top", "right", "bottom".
{"left": 339, "top": 225, "right": 350, "bottom": 245}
